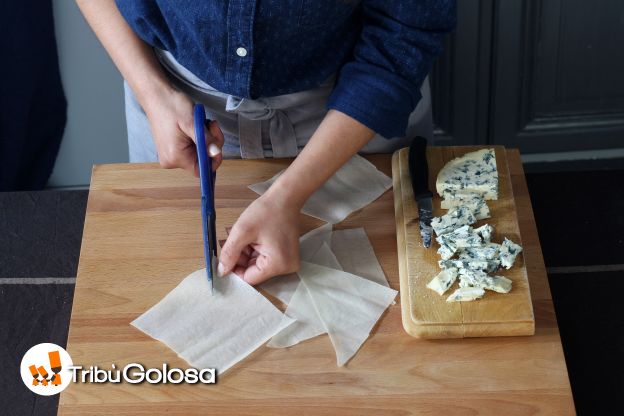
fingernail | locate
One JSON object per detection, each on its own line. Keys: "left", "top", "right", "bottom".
{"left": 208, "top": 143, "right": 221, "bottom": 157}
{"left": 217, "top": 262, "right": 225, "bottom": 277}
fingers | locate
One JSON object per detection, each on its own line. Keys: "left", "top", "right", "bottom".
{"left": 159, "top": 141, "right": 199, "bottom": 177}
{"left": 157, "top": 112, "right": 199, "bottom": 175}
{"left": 242, "top": 254, "right": 293, "bottom": 285}
{"left": 207, "top": 120, "right": 224, "bottom": 171}
{"left": 233, "top": 245, "right": 299, "bottom": 285}
{"left": 208, "top": 120, "right": 224, "bottom": 150}
{"left": 157, "top": 102, "right": 225, "bottom": 174}
{"left": 218, "top": 223, "right": 253, "bottom": 277}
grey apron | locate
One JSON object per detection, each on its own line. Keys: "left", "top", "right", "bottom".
{"left": 125, "top": 49, "right": 433, "bottom": 163}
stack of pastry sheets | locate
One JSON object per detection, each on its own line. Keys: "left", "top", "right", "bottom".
{"left": 132, "top": 155, "right": 396, "bottom": 373}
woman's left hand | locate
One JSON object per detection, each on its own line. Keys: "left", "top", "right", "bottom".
{"left": 217, "top": 110, "right": 377, "bottom": 284}
{"left": 218, "top": 190, "right": 301, "bottom": 285}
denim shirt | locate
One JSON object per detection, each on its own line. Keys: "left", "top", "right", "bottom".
{"left": 115, "top": 0, "right": 456, "bottom": 139}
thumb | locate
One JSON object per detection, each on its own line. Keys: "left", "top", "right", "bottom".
{"left": 218, "top": 225, "right": 252, "bottom": 277}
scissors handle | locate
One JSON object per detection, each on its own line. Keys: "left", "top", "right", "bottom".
{"left": 194, "top": 104, "right": 215, "bottom": 215}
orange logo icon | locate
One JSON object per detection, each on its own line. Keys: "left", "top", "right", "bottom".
{"left": 28, "top": 350, "right": 63, "bottom": 387}
{"left": 21, "top": 343, "right": 73, "bottom": 395}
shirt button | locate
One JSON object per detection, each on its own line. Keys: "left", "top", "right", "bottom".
{"left": 236, "top": 47, "right": 247, "bottom": 57}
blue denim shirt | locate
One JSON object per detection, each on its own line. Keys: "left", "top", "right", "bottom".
{"left": 115, "top": 0, "right": 456, "bottom": 139}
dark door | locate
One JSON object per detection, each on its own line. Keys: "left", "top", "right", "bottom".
{"left": 431, "top": 0, "right": 624, "bottom": 153}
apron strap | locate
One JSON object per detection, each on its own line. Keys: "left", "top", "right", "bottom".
{"left": 226, "top": 95, "right": 298, "bottom": 159}
{"left": 268, "top": 111, "right": 298, "bottom": 158}
{"left": 237, "top": 116, "right": 264, "bottom": 159}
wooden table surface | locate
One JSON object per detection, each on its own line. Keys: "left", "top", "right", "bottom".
{"left": 59, "top": 152, "right": 575, "bottom": 415}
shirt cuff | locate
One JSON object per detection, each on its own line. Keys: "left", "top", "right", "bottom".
{"left": 326, "top": 62, "right": 422, "bottom": 139}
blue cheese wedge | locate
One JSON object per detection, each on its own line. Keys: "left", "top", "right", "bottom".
{"left": 475, "top": 224, "right": 494, "bottom": 243}
{"left": 436, "top": 149, "right": 499, "bottom": 200}
{"left": 441, "top": 191, "right": 491, "bottom": 220}
{"left": 440, "top": 190, "right": 483, "bottom": 209}
{"left": 499, "top": 237, "right": 523, "bottom": 269}
{"left": 426, "top": 268, "right": 458, "bottom": 295}
{"left": 431, "top": 206, "right": 477, "bottom": 236}
{"left": 446, "top": 287, "right": 485, "bottom": 302}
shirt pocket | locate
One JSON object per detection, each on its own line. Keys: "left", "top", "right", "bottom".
{"left": 297, "top": 0, "right": 358, "bottom": 30}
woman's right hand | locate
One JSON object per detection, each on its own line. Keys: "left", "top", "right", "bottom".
{"left": 75, "top": 0, "right": 224, "bottom": 176}
{"left": 142, "top": 86, "right": 224, "bottom": 177}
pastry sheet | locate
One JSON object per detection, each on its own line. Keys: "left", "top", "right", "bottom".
{"left": 132, "top": 269, "right": 294, "bottom": 373}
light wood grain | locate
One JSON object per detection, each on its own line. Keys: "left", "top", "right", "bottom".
{"left": 393, "top": 147, "right": 535, "bottom": 339}
{"left": 59, "top": 154, "right": 574, "bottom": 415}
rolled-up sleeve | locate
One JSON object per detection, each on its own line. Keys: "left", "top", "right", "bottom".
{"left": 327, "top": 0, "right": 456, "bottom": 139}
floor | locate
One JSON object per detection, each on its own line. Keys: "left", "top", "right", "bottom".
{"left": 1, "top": 167, "right": 623, "bottom": 415}
{"left": 525, "top": 170, "right": 624, "bottom": 415}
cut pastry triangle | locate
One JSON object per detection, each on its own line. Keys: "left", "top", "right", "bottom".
{"left": 297, "top": 261, "right": 397, "bottom": 366}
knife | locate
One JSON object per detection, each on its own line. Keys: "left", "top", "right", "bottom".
{"left": 194, "top": 104, "right": 217, "bottom": 294}
{"left": 408, "top": 136, "right": 433, "bottom": 248}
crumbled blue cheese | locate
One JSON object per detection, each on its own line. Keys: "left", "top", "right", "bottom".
{"left": 429, "top": 149, "right": 522, "bottom": 303}
{"left": 436, "top": 225, "right": 484, "bottom": 259}
{"left": 437, "top": 241, "right": 456, "bottom": 260}
{"left": 436, "top": 149, "right": 499, "bottom": 201}
{"left": 439, "top": 258, "right": 496, "bottom": 272}
{"left": 459, "top": 243, "right": 501, "bottom": 261}
{"left": 485, "top": 259, "right": 501, "bottom": 273}
{"left": 437, "top": 225, "right": 483, "bottom": 248}
{"left": 438, "top": 259, "right": 455, "bottom": 270}
{"left": 465, "top": 198, "right": 491, "bottom": 220}
{"left": 426, "top": 268, "right": 458, "bottom": 295}
{"left": 474, "top": 224, "right": 494, "bottom": 243}
{"left": 499, "top": 237, "right": 523, "bottom": 269}
{"left": 458, "top": 268, "right": 488, "bottom": 288}
{"left": 458, "top": 269, "right": 512, "bottom": 293}
{"left": 484, "top": 275, "right": 512, "bottom": 293}
{"left": 431, "top": 206, "right": 477, "bottom": 237}
{"left": 446, "top": 287, "right": 485, "bottom": 302}
{"left": 446, "top": 257, "right": 500, "bottom": 272}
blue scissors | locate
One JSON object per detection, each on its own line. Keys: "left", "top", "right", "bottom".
{"left": 194, "top": 104, "right": 217, "bottom": 294}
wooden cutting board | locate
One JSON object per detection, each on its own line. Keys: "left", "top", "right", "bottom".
{"left": 59, "top": 155, "right": 574, "bottom": 415}
{"left": 392, "top": 146, "right": 535, "bottom": 339}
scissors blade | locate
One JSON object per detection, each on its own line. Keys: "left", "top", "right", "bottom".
{"left": 195, "top": 104, "right": 216, "bottom": 294}
{"left": 201, "top": 198, "right": 214, "bottom": 294}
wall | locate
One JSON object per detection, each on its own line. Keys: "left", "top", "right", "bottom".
{"left": 48, "top": 0, "right": 128, "bottom": 188}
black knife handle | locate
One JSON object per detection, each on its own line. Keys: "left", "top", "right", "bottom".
{"left": 408, "top": 136, "right": 432, "bottom": 199}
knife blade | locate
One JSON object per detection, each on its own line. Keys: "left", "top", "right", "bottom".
{"left": 408, "top": 136, "right": 433, "bottom": 248}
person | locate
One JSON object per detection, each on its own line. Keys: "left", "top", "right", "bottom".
{"left": 77, "top": 0, "right": 456, "bottom": 285}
